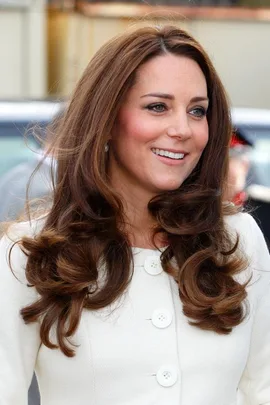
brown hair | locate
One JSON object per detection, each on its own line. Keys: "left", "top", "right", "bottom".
{"left": 17, "top": 25, "right": 248, "bottom": 356}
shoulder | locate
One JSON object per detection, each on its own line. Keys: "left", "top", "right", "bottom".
{"left": 224, "top": 211, "right": 268, "bottom": 259}
{"left": 225, "top": 211, "right": 257, "bottom": 235}
{"left": 4, "top": 216, "right": 46, "bottom": 242}
{"left": 224, "top": 212, "right": 254, "bottom": 251}
{"left": 0, "top": 217, "right": 46, "bottom": 283}
{"left": 225, "top": 211, "right": 270, "bottom": 297}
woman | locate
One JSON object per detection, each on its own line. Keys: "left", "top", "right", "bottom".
{"left": 0, "top": 25, "right": 269, "bottom": 405}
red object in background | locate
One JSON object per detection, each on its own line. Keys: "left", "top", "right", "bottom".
{"left": 229, "top": 131, "right": 252, "bottom": 206}
{"left": 230, "top": 134, "right": 246, "bottom": 148}
{"left": 233, "top": 190, "right": 247, "bottom": 206}
{"left": 231, "top": 128, "right": 254, "bottom": 148}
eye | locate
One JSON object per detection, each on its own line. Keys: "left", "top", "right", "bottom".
{"left": 189, "top": 106, "right": 207, "bottom": 118}
{"left": 146, "top": 103, "right": 167, "bottom": 113}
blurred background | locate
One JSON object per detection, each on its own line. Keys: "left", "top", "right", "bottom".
{"left": 1, "top": 0, "right": 270, "bottom": 102}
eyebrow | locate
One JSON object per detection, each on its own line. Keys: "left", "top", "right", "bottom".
{"left": 141, "top": 93, "right": 174, "bottom": 100}
{"left": 140, "top": 93, "right": 209, "bottom": 103}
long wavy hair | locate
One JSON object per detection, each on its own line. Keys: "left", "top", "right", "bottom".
{"left": 16, "top": 25, "right": 248, "bottom": 356}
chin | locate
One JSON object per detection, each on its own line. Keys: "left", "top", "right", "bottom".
{"left": 155, "top": 181, "right": 183, "bottom": 193}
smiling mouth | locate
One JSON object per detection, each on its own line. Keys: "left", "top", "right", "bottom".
{"left": 152, "top": 148, "right": 186, "bottom": 160}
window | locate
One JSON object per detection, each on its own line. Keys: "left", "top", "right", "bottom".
{"left": 0, "top": 0, "right": 31, "bottom": 6}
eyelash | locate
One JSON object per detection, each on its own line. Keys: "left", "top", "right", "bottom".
{"left": 145, "top": 103, "right": 167, "bottom": 113}
{"left": 145, "top": 103, "right": 207, "bottom": 118}
{"left": 189, "top": 107, "right": 207, "bottom": 118}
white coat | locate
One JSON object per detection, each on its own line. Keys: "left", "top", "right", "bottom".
{"left": 0, "top": 212, "right": 269, "bottom": 405}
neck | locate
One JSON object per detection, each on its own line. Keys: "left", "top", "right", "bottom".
{"left": 122, "top": 189, "right": 156, "bottom": 248}
{"left": 111, "top": 180, "right": 166, "bottom": 249}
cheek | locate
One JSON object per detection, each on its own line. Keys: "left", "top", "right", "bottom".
{"left": 127, "top": 125, "right": 156, "bottom": 147}
{"left": 113, "top": 116, "right": 150, "bottom": 160}
{"left": 195, "top": 124, "right": 209, "bottom": 152}
{"left": 117, "top": 110, "right": 160, "bottom": 144}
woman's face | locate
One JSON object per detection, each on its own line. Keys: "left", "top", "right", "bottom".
{"left": 109, "top": 53, "right": 209, "bottom": 200}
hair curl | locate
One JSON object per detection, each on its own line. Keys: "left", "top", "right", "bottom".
{"left": 16, "top": 25, "right": 248, "bottom": 357}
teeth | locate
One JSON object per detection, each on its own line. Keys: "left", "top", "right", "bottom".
{"left": 152, "top": 148, "right": 185, "bottom": 160}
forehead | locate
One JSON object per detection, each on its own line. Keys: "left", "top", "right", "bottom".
{"left": 133, "top": 53, "right": 207, "bottom": 95}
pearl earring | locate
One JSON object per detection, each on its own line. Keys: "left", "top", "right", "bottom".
{"left": 105, "top": 143, "right": 109, "bottom": 152}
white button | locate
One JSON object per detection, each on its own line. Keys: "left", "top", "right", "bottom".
{"left": 156, "top": 365, "right": 178, "bottom": 387}
{"left": 144, "top": 255, "right": 163, "bottom": 275}
{"left": 152, "top": 309, "right": 172, "bottom": 329}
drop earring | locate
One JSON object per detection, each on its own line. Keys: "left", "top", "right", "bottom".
{"left": 105, "top": 143, "right": 109, "bottom": 152}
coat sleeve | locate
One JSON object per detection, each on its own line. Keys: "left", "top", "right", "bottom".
{"left": 0, "top": 229, "right": 41, "bottom": 405}
{"left": 238, "top": 214, "right": 270, "bottom": 405}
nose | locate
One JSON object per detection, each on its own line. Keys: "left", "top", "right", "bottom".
{"left": 166, "top": 113, "right": 192, "bottom": 139}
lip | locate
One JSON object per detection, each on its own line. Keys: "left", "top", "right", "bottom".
{"left": 152, "top": 147, "right": 188, "bottom": 154}
{"left": 152, "top": 150, "right": 188, "bottom": 166}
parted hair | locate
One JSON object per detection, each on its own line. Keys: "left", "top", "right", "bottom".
{"left": 16, "top": 25, "right": 248, "bottom": 356}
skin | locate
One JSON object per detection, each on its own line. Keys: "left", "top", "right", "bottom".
{"left": 108, "top": 53, "right": 209, "bottom": 247}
